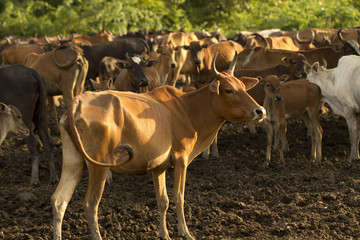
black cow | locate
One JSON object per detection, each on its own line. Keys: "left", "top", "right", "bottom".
{"left": 0, "top": 64, "right": 56, "bottom": 186}
{"left": 81, "top": 37, "right": 150, "bottom": 89}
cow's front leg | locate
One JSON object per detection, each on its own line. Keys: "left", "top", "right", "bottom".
{"left": 173, "top": 155, "right": 195, "bottom": 240}
{"left": 152, "top": 170, "right": 170, "bottom": 240}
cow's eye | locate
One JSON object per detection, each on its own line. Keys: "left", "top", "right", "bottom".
{"left": 225, "top": 89, "right": 233, "bottom": 94}
{"left": 266, "top": 83, "right": 271, "bottom": 87}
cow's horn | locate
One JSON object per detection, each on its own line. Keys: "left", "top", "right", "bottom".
{"left": 228, "top": 51, "right": 238, "bottom": 75}
{"left": 309, "top": 29, "right": 315, "bottom": 43}
{"left": 338, "top": 28, "right": 346, "bottom": 44}
{"left": 44, "top": 35, "right": 51, "bottom": 44}
{"left": 211, "top": 52, "right": 219, "bottom": 76}
{"left": 322, "top": 59, "right": 327, "bottom": 68}
{"left": 303, "top": 60, "right": 312, "bottom": 70}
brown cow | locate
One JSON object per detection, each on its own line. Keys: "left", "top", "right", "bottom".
{"left": 51, "top": 53, "right": 265, "bottom": 240}
{"left": 73, "top": 30, "right": 113, "bottom": 45}
{"left": 24, "top": 43, "right": 89, "bottom": 132}
{"left": 237, "top": 46, "right": 358, "bottom": 70}
{"left": 161, "top": 31, "right": 188, "bottom": 86}
{"left": 243, "top": 33, "right": 316, "bottom": 51}
{"left": 0, "top": 102, "right": 29, "bottom": 146}
{"left": 261, "top": 75, "right": 322, "bottom": 167}
{"left": 0, "top": 44, "right": 47, "bottom": 65}
{"left": 330, "top": 28, "right": 360, "bottom": 50}
{"left": 192, "top": 40, "right": 244, "bottom": 88}
{"left": 181, "top": 35, "right": 219, "bottom": 76}
{"left": 114, "top": 53, "right": 161, "bottom": 93}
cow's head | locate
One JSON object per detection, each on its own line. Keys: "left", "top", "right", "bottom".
{"left": 0, "top": 103, "right": 29, "bottom": 137}
{"left": 303, "top": 60, "right": 328, "bottom": 87}
{"left": 209, "top": 52, "right": 266, "bottom": 122}
{"left": 183, "top": 41, "right": 209, "bottom": 72}
{"left": 282, "top": 52, "right": 307, "bottom": 78}
{"left": 118, "top": 53, "right": 158, "bottom": 91}
{"left": 157, "top": 40, "right": 181, "bottom": 69}
{"left": 258, "top": 75, "right": 283, "bottom": 101}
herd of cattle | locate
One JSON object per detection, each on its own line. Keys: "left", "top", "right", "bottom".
{"left": 1, "top": 26, "right": 360, "bottom": 240}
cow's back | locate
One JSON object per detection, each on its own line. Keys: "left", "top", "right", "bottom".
{"left": 0, "top": 65, "right": 47, "bottom": 129}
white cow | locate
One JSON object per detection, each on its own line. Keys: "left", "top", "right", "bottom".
{"left": 305, "top": 55, "right": 360, "bottom": 162}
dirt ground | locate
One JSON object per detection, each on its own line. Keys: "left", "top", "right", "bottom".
{"left": 1, "top": 106, "right": 360, "bottom": 240}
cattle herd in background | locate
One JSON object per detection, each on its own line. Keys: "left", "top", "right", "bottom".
{"left": 1, "top": 25, "right": 360, "bottom": 240}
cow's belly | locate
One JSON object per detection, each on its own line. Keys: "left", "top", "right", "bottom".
{"left": 111, "top": 146, "right": 172, "bottom": 174}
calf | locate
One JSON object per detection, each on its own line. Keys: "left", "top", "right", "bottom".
{"left": 0, "top": 102, "right": 29, "bottom": 146}
{"left": 51, "top": 53, "right": 265, "bottom": 240}
{"left": 261, "top": 75, "right": 322, "bottom": 166}
{"left": 305, "top": 55, "right": 360, "bottom": 163}
{"left": 0, "top": 65, "right": 56, "bottom": 185}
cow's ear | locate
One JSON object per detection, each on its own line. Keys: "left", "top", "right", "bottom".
{"left": 282, "top": 57, "right": 290, "bottom": 64}
{"left": 240, "top": 77, "right": 259, "bottom": 91}
{"left": 117, "top": 60, "right": 131, "bottom": 69}
{"left": 210, "top": 80, "right": 220, "bottom": 95}
{"left": 311, "top": 62, "right": 320, "bottom": 73}
{"left": 257, "top": 76, "right": 264, "bottom": 84}
{"left": 279, "top": 74, "right": 291, "bottom": 83}
{"left": 145, "top": 59, "right": 158, "bottom": 67}
{"left": 0, "top": 102, "right": 10, "bottom": 115}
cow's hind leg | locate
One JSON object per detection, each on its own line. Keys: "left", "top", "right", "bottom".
{"left": 24, "top": 131, "right": 40, "bottom": 186}
{"left": 51, "top": 127, "right": 85, "bottom": 240}
{"left": 37, "top": 119, "right": 58, "bottom": 183}
{"left": 83, "top": 165, "right": 108, "bottom": 240}
{"left": 152, "top": 170, "right": 170, "bottom": 240}
{"left": 345, "top": 114, "right": 360, "bottom": 163}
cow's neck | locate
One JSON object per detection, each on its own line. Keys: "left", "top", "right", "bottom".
{"left": 179, "top": 86, "right": 225, "bottom": 157}
{"left": 0, "top": 116, "right": 10, "bottom": 144}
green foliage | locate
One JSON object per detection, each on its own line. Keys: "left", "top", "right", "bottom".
{"left": 0, "top": 0, "right": 359, "bottom": 38}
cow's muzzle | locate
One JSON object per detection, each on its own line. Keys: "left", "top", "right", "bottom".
{"left": 139, "top": 78, "right": 149, "bottom": 87}
{"left": 194, "top": 59, "right": 201, "bottom": 65}
{"left": 301, "top": 72, "right": 307, "bottom": 78}
{"left": 274, "top": 95, "right": 283, "bottom": 101}
{"left": 254, "top": 107, "right": 266, "bottom": 120}
{"left": 170, "top": 62, "right": 177, "bottom": 68}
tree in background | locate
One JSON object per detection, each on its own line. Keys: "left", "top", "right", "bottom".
{"left": 0, "top": 0, "right": 359, "bottom": 38}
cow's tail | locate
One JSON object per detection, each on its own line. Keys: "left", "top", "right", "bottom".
{"left": 32, "top": 70, "right": 47, "bottom": 129}
{"left": 66, "top": 100, "right": 133, "bottom": 167}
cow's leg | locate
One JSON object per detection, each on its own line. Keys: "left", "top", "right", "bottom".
{"left": 265, "top": 120, "right": 273, "bottom": 167}
{"left": 48, "top": 96, "right": 60, "bottom": 134}
{"left": 24, "top": 131, "right": 40, "bottom": 186}
{"left": 83, "top": 165, "right": 108, "bottom": 240}
{"left": 247, "top": 122, "right": 257, "bottom": 134}
{"left": 51, "top": 127, "right": 85, "bottom": 240}
{"left": 279, "top": 122, "right": 286, "bottom": 166}
{"left": 202, "top": 134, "right": 219, "bottom": 159}
{"left": 345, "top": 114, "right": 360, "bottom": 163}
{"left": 302, "top": 114, "right": 316, "bottom": 163}
{"left": 173, "top": 155, "right": 194, "bottom": 240}
{"left": 37, "top": 120, "right": 58, "bottom": 183}
{"left": 152, "top": 170, "right": 170, "bottom": 240}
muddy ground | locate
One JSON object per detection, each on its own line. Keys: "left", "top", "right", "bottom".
{"left": 1, "top": 106, "right": 360, "bottom": 240}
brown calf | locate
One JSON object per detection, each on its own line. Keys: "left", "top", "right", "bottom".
{"left": 261, "top": 75, "right": 322, "bottom": 166}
